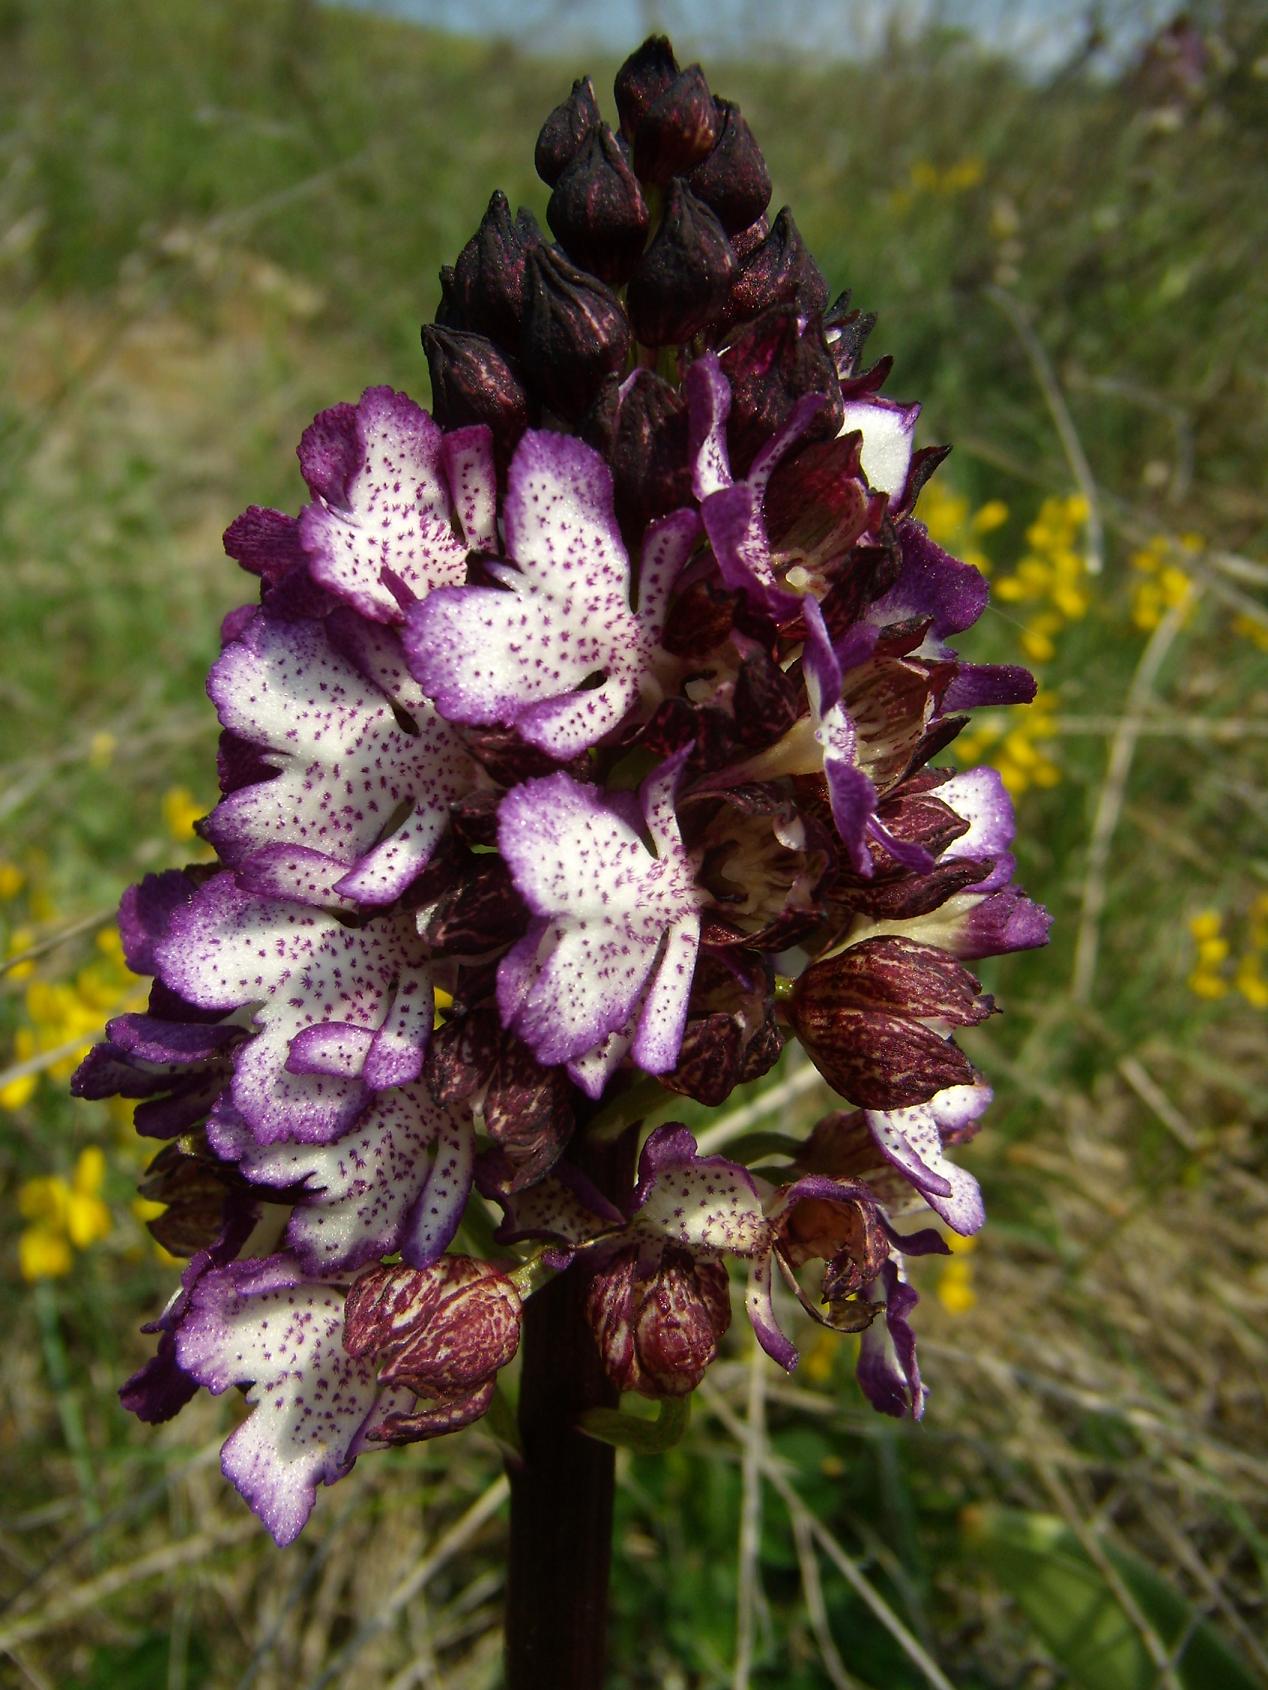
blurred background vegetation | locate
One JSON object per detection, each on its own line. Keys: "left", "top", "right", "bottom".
{"left": 1, "top": 0, "right": 1266, "bottom": 1685}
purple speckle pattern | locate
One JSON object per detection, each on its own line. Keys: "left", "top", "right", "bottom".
{"left": 406, "top": 432, "right": 695, "bottom": 758}
{"left": 176, "top": 1256, "right": 380, "bottom": 1545}
{"left": 206, "top": 612, "right": 473, "bottom": 905}
{"left": 157, "top": 875, "right": 432, "bottom": 1144}
{"left": 496, "top": 759, "right": 702, "bottom": 1094}
{"left": 299, "top": 387, "right": 476, "bottom": 623}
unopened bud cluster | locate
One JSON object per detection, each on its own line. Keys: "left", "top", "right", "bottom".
{"left": 77, "top": 36, "right": 1049, "bottom": 1544}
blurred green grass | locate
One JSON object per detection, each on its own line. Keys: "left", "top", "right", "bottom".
{"left": 2, "top": 0, "right": 1267, "bottom": 1685}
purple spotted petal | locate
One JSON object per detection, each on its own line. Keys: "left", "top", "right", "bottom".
{"left": 406, "top": 431, "right": 664, "bottom": 758}
{"left": 208, "top": 1086, "right": 472, "bottom": 1276}
{"left": 175, "top": 1256, "right": 380, "bottom": 1545}
{"left": 298, "top": 387, "right": 472, "bottom": 624}
{"left": 495, "top": 760, "right": 702, "bottom": 1093}
{"left": 856, "top": 1259, "right": 925, "bottom": 1418}
{"left": 839, "top": 396, "right": 919, "bottom": 500}
{"left": 628, "top": 1124, "right": 770, "bottom": 1258}
{"left": 486, "top": 1162, "right": 623, "bottom": 1252}
{"left": 686, "top": 352, "right": 735, "bottom": 499}
{"left": 745, "top": 1252, "right": 799, "bottom": 1371}
{"left": 440, "top": 425, "right": 498, "bottom": 553}
{"left": 863, "top": 1081, "right": 991, "bottom": 1234}
{"left": 157, "top": 875, "right": 432, "bottom": 1144}
{"left": 205, "top": 612, "right": 473, "bottom": 905}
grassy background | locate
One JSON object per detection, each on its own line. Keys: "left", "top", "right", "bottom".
{"left": 1, "top": 0, "right": 1266, "bottom": 1685}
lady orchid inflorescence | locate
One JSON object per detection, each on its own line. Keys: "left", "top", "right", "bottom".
{"left": 76, "top": 37, "right": 1049, "bottom": 1547}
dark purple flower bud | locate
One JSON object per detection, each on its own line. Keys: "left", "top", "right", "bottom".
{"left": 719, "top": 305, "right": 843, "bottom": 477}
{"left": 614, "top": 35, "right": 679, "bottom": 140}
{"left": 722, "top": 207, "right": 829, "bottom": 331}
{"left": 449, "top": 191, "right": 538, "bottom": 344}
{"left": 632, "top": 65, "right": 721, "bottom": 185}
{"left": 585, "top": 1244, "right": 731, "bottom": 1397}
{"left": 824, "top": 290, "right": 877, "bottom": 380}
{"left": 790, "top": 936, "right": 989, "bottom": 1108}
{"left": 685, "top": 98, "right": 772, "bottom": 233}
{"left": 344, "top": 1257, "right": 522, "bottom": 1396}
{"left": 520, "top": 245, "right": 631, "bottom": 419}
{"left": 427, "top": 1006, "right": 574, "bottom": 1194}
{"left": 547, "top": 124, "right": 650, "bottom": 285}
{"left": 608, "top": 368, "right": 692, "bottom": 533}
{"left": 421, "top": 324, "right": 530, "bottom": 470}
{"left": 137, "top": 1141, "right": 235, "bottom": 1257}
{"left": 627, "top": 180, "right": 735, "bottom": 347}
{"left": 660, "top": 952, "right": 785, "bottom": 1106}
{"left": 417, "top": 856, "right": 526, "bottom": 956}
{"left": 535, "top": 74, "right": 602, "bottom": 186}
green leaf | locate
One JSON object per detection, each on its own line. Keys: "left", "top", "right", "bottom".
{"left": 579, "top": 1393, "right": 691, "bottom": 1454}
{"left": 963, "top": 1505, "right": 1259, "bottom": 1690}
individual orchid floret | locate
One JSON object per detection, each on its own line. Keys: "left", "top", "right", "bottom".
{"left": 297, "top": 387, "right": 493, "bottom": 623}
{"left": 207, "top": 1084, "right": 476, "bottom": 1274}
{"left": 174, "top": 1255, "right": 387, "bottom": 1547}
{"left": 205, "top": 610, "right": 475, "bottom": 905}
{"left": 156, "top": 874, "right": 434, "bottom": 1144}
{"left": 495, "top": 756, "right": 704, "bottom": 1096}
{"left": 405, "top": 429, "right": 699, "bottom": 758}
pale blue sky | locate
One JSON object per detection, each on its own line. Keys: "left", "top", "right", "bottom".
{"left": 330, "top": 0, "right": 1176, "bottom": 74}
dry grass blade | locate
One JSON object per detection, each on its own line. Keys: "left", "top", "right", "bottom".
{"left": 305, "top": 1474, "right": 509, "bottom": 1690}
{"left": 731, "top": 1335, "right": 769, "bottom": 1690}
{"left": 1071, "top": 591, "right": 1196, "bottom": 1003}
{"left": 789, "top": 1509, "right": 864, "bottom": 1690}
{"left": 985, "top": 283, "right": 1105, "bottom": 575}
{"left": 700, "top": 1384, "right": 957, "bottom": 1690}
{"left": 0, "top": 1519, "right": 258, "bottom": 1654}
{"left": 695, "top": 1051, "right": 823, "bottom": 1155}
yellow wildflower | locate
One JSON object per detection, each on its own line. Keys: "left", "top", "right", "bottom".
{"left": 1130, "top": 532, "right": 1200, "bottom": 631}
{"left": 17, "top": 1147, "right": 112, "bottom": 1281}
{"left": 957, "top": 690, "right": 1061, "bottom": 795}
{"left": 991, "top": 494, "right": 1090, "bottom": 664}
{"left": 162, "top": 785, "right": 206, "bottom": 842}
{"left": 0, "top": 860, "right": 25, "bottom": 900}
{"left": 916, "top": 479, "right": 1008, "bottom": 577}
{"left": 88, "top": 731, "right": 118, "bottom": 769}
{"left": 1187, "top": 908, "right": 1230, "bottom": 999}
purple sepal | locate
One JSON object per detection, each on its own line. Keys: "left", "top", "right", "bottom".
{"left": 863, "top": 1081, "right": 991, "bottom": 1235}
{"left": 942, "top": 662, "right": 1036, "bottom": 711}
{"left": 870, "top": 522, "right": 988, "bottom": 646}
{"left": 856, "top": 1259, "right": 925, "bottom": 1418}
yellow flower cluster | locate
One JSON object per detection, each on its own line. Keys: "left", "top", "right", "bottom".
{"left": 2, "top": 926, "right": 144, "bottom": 1111}
{"left": 894, "top": 157, "right": 984, "bottom": 210}
{"left": 1233, "top": 613, "right": 1268, "bottom": 653}
{"left": 917, "top": 480, "right": 1009, "bottom": 576}
{"left": 18, "top": 1147, "right": 112, "bottom": 1280}
{"left": 955, "top": 689, "right": 1061, "bottom": 796}
{"left": 1130, "top": 532, "right": 1200, "bottom": 630}
{"left": 1188, "top": 900, "right": 1268, "bottom": 1007}
{"left": 936, "top": 1231, "right": 978, "bottom": 1316}
{"left": 992, "top": 494, "right": 1091, "bottom": 664}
